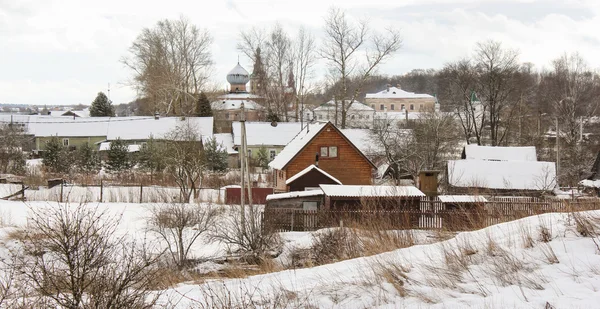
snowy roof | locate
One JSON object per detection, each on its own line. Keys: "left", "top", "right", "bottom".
{"left": 365, "top": 87, "right": 434, "bottom": 99}
{"left": 340, "top": 128, "right": 383, "bottom": 156}
{"left": 98, "top": 142, "right": 141, "bottom": 153}
{"left": 217, "top": 93, "right": 263, "bottom": 100}
{"left": 211, "top": 100, "right": 264, "bottom": 111}
{"left": 25, "top": 116, "right": 114, "bottom": 137}
{"left": 286, "top": 165, "right": 342, "bottom": 185}
{"left": 319, "top": 184, "right": 425, "bottom": 197}
{"left": 448, "top": 160, "right": 556, "bottom": 191}
{"left": 106, "top": 117, "right": 213, "bottom": 141}
{"left": 314, "top": 100, "right": 374, "bottom": 111}
{"left": 232, "top": 122, "right": 302, "bottom": 146}
{"left": 438, "top": 195, "right": 488, "bottom": 203}
{"left": 268, "top": 122, "right": 327, "bottom": 170}
{"left": 213, "top": 133, "right": 238, "bottom": 154}
{"left": 463, "top": 144, "right": 537, "bottom": 161}
{"left": 265, "top": 190, "right": 324, "bottom": 201}
{"left": 268, "top": 122, "right": 375, "bottom": 170}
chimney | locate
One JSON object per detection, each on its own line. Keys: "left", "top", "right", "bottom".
{"left": 315, "top": 152, "right": 319, "bottom": 167}
{"left": 386, "top": 84, "right": 391, "bottom": 92}
{"left": 154, "top": 112, "right": 160, "bottom": 120}
{"left": 396, "top": 83, "right": 401, "bottom": 89}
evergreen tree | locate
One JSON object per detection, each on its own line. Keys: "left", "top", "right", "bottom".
{"left": 255, "top": 146, "right": 269, "bottom": 169}
{"left": 138, "top": 137, "right": 166, "bottom": 173}
{"left": 266, "top": 109, "right": 280, "bottom": 123}
{"left": 195, "top": 92, "right": 212, "bottom": 117}
{"left": 42, "top": 136, "right": 71, "bottom": 173}
{"left": 90, "top": 92, "right": 115, "bottom": 117}
{"left": 204, "top": 137, "right": 228, "bottom": 172}
{"left": 106, "top": 139, "right": 132, "bottom": 172}
{"left": 75, "top": 143, "right": 101, "bottom": 174}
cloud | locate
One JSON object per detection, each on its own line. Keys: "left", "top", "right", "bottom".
{"left": 1, "top": 0, "right": 600, "bottom": 105}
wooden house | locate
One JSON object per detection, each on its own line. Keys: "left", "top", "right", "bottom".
{"left": 268, "top": 122, "right": 376, "bottom": 192}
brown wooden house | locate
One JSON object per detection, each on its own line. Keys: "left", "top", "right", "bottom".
{"left": 268, "top": 122, "right": 376, "bottom": 192}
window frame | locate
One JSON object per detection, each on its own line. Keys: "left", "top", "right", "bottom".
{"left": 319, "top": 145, "right": 339, "bottom": 159}
{"left": 62, "top": 138, "right": 69, "bottom": 146}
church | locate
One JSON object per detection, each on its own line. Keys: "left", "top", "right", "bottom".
{"left": 211, "top": 62, "right": 266, "bottom": 132}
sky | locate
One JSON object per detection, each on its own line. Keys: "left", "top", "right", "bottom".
{"left": 1, "top": 0, "right": 599, "bottom": 106}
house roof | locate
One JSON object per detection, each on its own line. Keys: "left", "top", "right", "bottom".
{"left": 106, "top": 117, "right": 213, "bottom": 141}
{"left": 462, "top": 144, "right": 537, "bottom": 161}
{"left": 232, "top": 122, "right": 303, "bottom": 146}
{"left": 286, "top": 164, "right": 342, "bottom": 185}
{"left": 213, "top": 133, "right": 238, "bottom": 154}
{"left": 211, "top": 99, "right": 264, "bottom": 111}
{"left": 265, "top": 190, "right": 324, "bottom": 201}
{"left": 365, "top": 87, "right": 434, "bottom": 99}
{"left": 314, "top": 100, "right": 374, "bottom": 111}
{"left": 448, "top": 160, "right": 556, "bottom": 191}
{"left": 319, "top": 184, "right": 425, "bottom": 197}
{"left": 340, "top": 128, "right": 383, "bottom": 156}
{"left": 268, "top": 122, "right": 376, "bottom": 170}
{"left": 438, "top": 195, "right": 488, "bottom": 203}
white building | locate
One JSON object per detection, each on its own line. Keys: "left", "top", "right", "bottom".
{"left": 312, "top": 100, "right": 375, "bottom": 129}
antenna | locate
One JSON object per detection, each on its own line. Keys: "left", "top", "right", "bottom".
{"left": 107, "top": 83, "right": 111, "bottom": 102}
{"left": 237, "top": 55, "right": 240, "bottom": 64}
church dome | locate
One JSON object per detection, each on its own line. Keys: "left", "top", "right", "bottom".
{"left": 227, "top": 63, "right": 250, "bottom": 85}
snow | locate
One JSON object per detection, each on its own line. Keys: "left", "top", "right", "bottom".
{"left": 319, "top": 184, "right": 425, "bottom": 197}
{"left": 161, "top": 210, "right": 600, "bottom": 308}
{"left": 285, "top": 165, "right": 342, "bottom": 185}
{"left": 98, "top": 142, "right": 142, "bottom": 152}
{"left": 464, "top": 144, "right": 538, "bottom": 161}
{"left": 211, "top": 99, "right": 264, "bottom": 110}
{"left": 106, "top": 117, "right": 213, "bottom": 141}
{"left": 314, "top": 100, "right": 374, "bottom": 111}
{"left": 213, "top": 133, "right": 238, "bottom": 154}
{"left": 580, "top": 179, "right": 600, "bottom": 188}
{"left": 266, "top": 190, "right": 324, "bottom": 201}
{"left": 365, "top": 86, "right": 434, "bottom": 99}
{"left": 448, "top": 160, "right": 557, "bottom": 191}
{"left": 438, "top": 195, "right": 488, "bottom": 203}
{"left": 340, "top": 128, "right": 383, "bottom": 156}
{"left": 232, "top": 122, "right": 303, "bottom": 146}
{"left": 268, "top": 122, "right": 327, "bottom": 170}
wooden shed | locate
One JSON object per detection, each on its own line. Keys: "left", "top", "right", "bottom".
{"left": 319, "top": 184, "right": 425, "bottom": 210}
{"left": 285, "top": 164, "right": 342, "bottom": 192}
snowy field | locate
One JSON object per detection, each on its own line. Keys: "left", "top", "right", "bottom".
{"left": 0, "top": 200, "right": 599, "bottom": 308}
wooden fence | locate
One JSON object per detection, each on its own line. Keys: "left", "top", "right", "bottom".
{"left": 262, "top": 198, "right": 600, "bottom": 232}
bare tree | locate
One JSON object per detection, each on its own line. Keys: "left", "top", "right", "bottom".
{"left": 439, "top": 59, "right": 485, "bottom": 144}
{"left": 164, "top": 120, "right": 206, "bottom": 203}
{"left": 321, "top": 7, "right": 402, "bottom": 128}
{"left": 0, "top": 124, "right": 27, "bottom": 175}
{"left": 291, "top": 26, "right": 318, "bottom": 124}
{"left": 19, "top": 203, "right": 160, "bottom": 308}
{"left": 123, "top": 16, "right": 214, "bottom": 116}
{"left": 474, "top": 40, "right": 520, "bottom": 146}
{"left": 265, "top": 24, "right": 293, "bottom": 121}
{"left": 148, "top": 203, "right": 219, "bottom": 269}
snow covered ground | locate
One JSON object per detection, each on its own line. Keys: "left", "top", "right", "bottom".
{"left": 1, "top": 200, "right": 599, "bottom": 308}
{"left": 162, "top": 211, "right": 600, "bottom": 308}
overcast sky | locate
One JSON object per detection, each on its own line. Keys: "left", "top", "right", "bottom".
{"left": 1, "top": 0, "right": 599, "bottom": 106}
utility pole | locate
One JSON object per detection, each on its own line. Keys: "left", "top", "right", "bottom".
{"left": 240, "top": 104, "right": 246, "bottom": 232}
{"left": 556, "top": 116, "right": 560, "bottom": 187}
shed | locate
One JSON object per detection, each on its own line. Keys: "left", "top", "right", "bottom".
{"left": 319, "top": 184, "right": 425, "bottom": 210}
{"left": 285, "top": 164, "right": 342, "bottom": 192}
{"left": 265, "top": 190, "right": 324, "bottom": 210}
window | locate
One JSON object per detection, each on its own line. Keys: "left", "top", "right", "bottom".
{"left": 351, "top": 115, "right": 355, "bottom": 119}
{"left": 420, "top": 104, "right": 424, "bottom": 110}
{"left": 410, "top": 104, "right": 414, "bottom": 110}
{"left": 401, "top": 104, "right": 405, "bottom": 110}
{"left": 318, "top": 114, "right": 323, "bottom": 120}
{"left": 247, "top": 149, "right": 252, "bottom": 157}
{"left": 320, "top": 146, "right": 338, "bottom": 158}
{"left": 225, "top": 113, "right": 229, "bottom": 120}
{"left": 391, "top": 104, "right": 395, "bottom": 110}
{"left": 141, "top": 142, "right": 148, "bottom": 149}
{"left": 380, "top": 104, "right": 384, "bottom": 111}
{"left": 62, "top": 138, "right": 69, "bottom": 146}
{"left": 359, "top": 115, "right": 363, "bottom": 119}
{"left": 320, "top": 146, "right": 328, "bottom": 157}
{"left": 328, "top": 146, "right": 338, "bottom": 157}
{"left": 269, "top": 149, "right": 276, "bottom": 161}
{"left": 366, "top": 115, "right": 370, "bottom": 119}
{"left": 371, "top": 104, "right": 375, "bottom": 109}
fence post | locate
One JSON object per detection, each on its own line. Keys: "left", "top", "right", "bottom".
{"left": 139, "top": 183, "right": 143, "bottom": 203}
{"left": 60, "top": 181, "right": 63, "bottom": 203}
{"left": 100, "top": 179, "right": 103, "bottom": 203}
{"left": 291, "top": 211, "right": 295, "bottom": 232}
{"left": 21, "top": 184, "right": 25, "bottom": 201}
